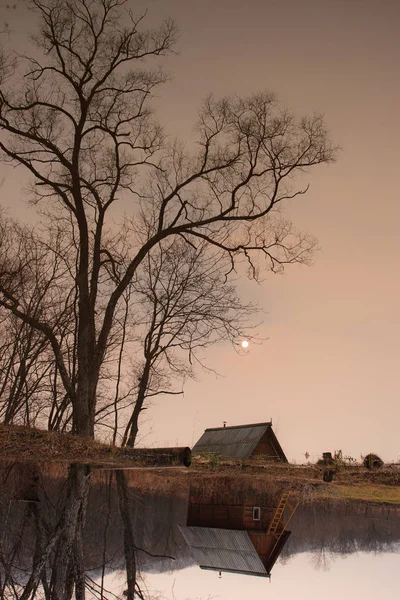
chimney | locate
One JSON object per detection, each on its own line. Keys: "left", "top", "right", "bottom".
{"left": 223, "top": 421, "right": 227, "bottom": 428}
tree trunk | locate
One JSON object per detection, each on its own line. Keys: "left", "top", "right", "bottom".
{"left": 124, "top": 362, "right": 151, "bottom": 447}
{"left": 73, "top": 368, "right": 98, "bottom": 438}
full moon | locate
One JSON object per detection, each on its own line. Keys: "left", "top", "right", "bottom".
{"left": 241, "top": 340, "right": 249, "bottom": 349}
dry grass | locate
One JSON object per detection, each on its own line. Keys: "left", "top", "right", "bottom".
{"left": 318, "top": 484, "right": 400, "bottom": 505}
{"left": 190, "top": 455, "right": 400, "bottom": 485}
{"left": 0, "top": 424, "right": 172, "bottom": 467}
{"left": 0, "top": 424, "right": 107, "bottom": 462}
{"left": 1, "top": 425, "right": 399, "bottom": 505}
{"left": 122, "top": 460, "right": 400, "bottom": 506}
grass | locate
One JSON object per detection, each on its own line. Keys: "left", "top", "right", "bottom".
{"left": 185, "top": 456, "right": 400, "bottom": 505}
{"left": 122, "top": 461, "right": 400, "bottom": 506}
{"left": 319, "top": 484, "right": 400, "bottom": 505}
{"left": 0, "top": 424, "right": 169, "bottom": 467}
{"left": 0, "top": 424, "right": 108, "bottom": 462}
{"left": 1, "top": 425, "right": 399, "bottom": 505}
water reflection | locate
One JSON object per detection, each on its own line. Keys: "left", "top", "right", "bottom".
{"left": 282, "top": 498, "right": 400, "bottom": 571}
{"left": 0, "top": 462, "right": 399, "bottom": 598}
{"left": 180, "top": 482, "right": 297, "bottom": 578}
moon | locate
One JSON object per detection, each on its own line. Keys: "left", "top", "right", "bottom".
{"left": 241, "top": 340, "right": 249, "bottom": 349}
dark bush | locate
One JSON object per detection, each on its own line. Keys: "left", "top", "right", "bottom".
{"left": 323, "top": 470, "right": 334, "bottom": 482}
{"left": 363, "top": 453, "right": 384, "bottom": 469}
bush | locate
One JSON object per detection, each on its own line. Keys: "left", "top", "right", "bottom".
{"left": 363, "top": 453, "right": 384, "bottom": 469}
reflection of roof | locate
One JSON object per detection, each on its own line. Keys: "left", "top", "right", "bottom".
{"left": 192, "top": 422, "right": 286, "bottom": 460}
{"left": 265, "top": 530, "right": 291, "bottom": 574}
{"left": 178, "top": 526, "right": 269, "bottom": 578}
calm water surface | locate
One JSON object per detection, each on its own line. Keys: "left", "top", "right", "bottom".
{"left": 0, "top": 462, "right": 398, "bottom": 599}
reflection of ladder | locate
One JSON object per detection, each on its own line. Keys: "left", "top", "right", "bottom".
{"left": 267, "top": 491, "right": 291, "bottom": 536}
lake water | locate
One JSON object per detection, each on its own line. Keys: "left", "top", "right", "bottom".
{"left": 0, "top": 462, "right": 399, "bottom": 599}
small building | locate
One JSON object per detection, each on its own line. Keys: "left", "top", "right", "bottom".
{"left": 180, "top": 489, "right": 297, "bottom": 578}
{"left": 192, "top": 421, "right": 287, "bottom": 462}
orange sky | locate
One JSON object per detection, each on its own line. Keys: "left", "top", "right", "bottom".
{"left": 137, "top": 0, "right": 400, "bottom": 463}
{"left": 1, "top": 0, "right": 400, "bottom": 462}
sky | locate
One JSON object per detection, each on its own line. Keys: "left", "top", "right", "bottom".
{"left": 133, "top": 0, "right": 400, "bottom": 463}
{"left": 1, "top": 0, "right": 400, "bottom": 462}
{"left": 100, "top": 551, "right": 400, "bottom": 600}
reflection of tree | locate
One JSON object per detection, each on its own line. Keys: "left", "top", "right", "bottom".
{"left": 99, "top": 472, "right": 113, "bottom": 599}
{"left": 115, "top": 471, "right": 178, "bottom": 600}
{"left": 116, "top": 470, "right": 136, "bottom": 600}
{"left": 363, "top": 520, "right": 387, "bottom": 554}
{"left": 309, "top": 540, "right": 335, "bottom": 572}
{"left": 0, "top": 463, "right": 91, "bottom": 599}
{"left": 25, "top": 464, "right": 90, "bottom": 600}
{"left": 280, "top": 500, "right": 400, "bottom": 567}
{"left": 0, "top": 464, "right": 187, "bottom": 599}
{"left": 2, "top": 466, "right": 400, "bottom": 595}
{"left": 50, "top": 465, "right": 90, "bottom": 599}
{"left": 334, "top": 529, "right": 357, "bottom": 555}
{"left": 278, "top": 553, "right": 293, "bottom": 567}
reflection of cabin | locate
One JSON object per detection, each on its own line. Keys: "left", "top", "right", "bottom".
{"left": 179, "top": 489, "right": 297, "bottom": 578}
{"left": 192, "top": 421, "right": 287, "bottom": 462}
{"left": 179, "top": 527, "right": 268, "bottom": 577}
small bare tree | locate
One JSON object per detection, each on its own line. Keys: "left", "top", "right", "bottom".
{"left": 0, "top": 310, "right": 55, "bottom": 427}
{"left": 120, "top": 237, "right": 258, "bottom": 447}
{"left": 0, "top": 0, "right": 336, "bottom": 439}
{"left": 0, "top": 212, "right": 79, "bottom": 431}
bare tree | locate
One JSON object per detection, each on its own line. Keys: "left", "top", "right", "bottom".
{"left": 120, "top": 237, "right": 258, "bottom": 447}
{"left": 0, "top": 0, "right": 336, "bottom": 439}
{"left": 0, "top": 311, "right": 51, "bottom": 426}
{"left": 0, "top": 212, "right": 79, "bottom": 432}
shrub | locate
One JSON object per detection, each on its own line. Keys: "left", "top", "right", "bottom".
{"left": 363, "top": 453, "right": 384, "bottom": 469}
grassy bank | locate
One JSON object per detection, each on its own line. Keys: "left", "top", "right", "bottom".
{"left": 1, "top": 424, "right": 399, "bottom": 505}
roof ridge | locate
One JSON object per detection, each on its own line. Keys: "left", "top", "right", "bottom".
{"left": 205, "top": 422, "right": 271, "bottom": 432}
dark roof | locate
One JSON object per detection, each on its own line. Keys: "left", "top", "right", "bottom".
{"left": 192, "top": 422, "right": 287, "bottom": 461}
{"left": 179, "top": 526, "right": 269, "bottom": 578}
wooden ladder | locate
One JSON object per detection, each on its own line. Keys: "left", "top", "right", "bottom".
{"left": 267, "top": 491, "right": 291, "bottom": 536}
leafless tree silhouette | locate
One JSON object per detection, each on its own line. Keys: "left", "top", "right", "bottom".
{"left": 120, "top": 238, "right": 258, "bottom": 447}
{"left": 0, "top": 0, "right": 336, "bottom": 438}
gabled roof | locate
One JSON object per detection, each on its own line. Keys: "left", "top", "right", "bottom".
{"left": 179, "top": 526, "right": 269, "bottom": 578}
{"left": 192, "top": 421, "right": 287, "bottom": 461}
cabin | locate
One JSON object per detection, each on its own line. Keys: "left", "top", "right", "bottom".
{"left": 180, "top": 487, "right": 297, "bottom": 578}
{"left": 192, "top": 421, "right": 287, "bottom": 462}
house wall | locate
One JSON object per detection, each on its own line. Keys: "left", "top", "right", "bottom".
{"left": 251, "top": 430, "right": 282, "bottom": 460}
